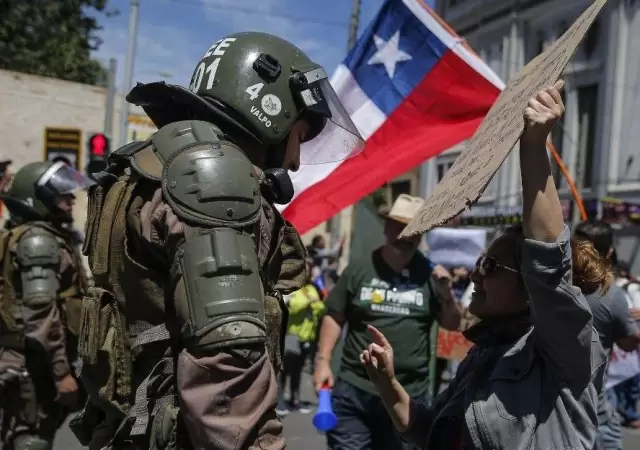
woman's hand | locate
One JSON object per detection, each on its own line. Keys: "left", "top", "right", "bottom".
{"left": 361, "top": 325, "right": 415, "bottom": 434}
{"left": 521, "top": 80, "right": 565, "bottom": 146}
{"left": 360, "top": 325, "right": 396, "bottom": 388}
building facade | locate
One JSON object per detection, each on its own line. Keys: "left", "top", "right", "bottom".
{"left": 424, "top": 0, "right": 640, "bottom": 269}
{"left": 429, "top": 0, "right": 640, "bottom": 206}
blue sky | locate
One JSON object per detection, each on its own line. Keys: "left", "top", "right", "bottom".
{"left": 91, "top": 0, "right": 433, "bottom": 92}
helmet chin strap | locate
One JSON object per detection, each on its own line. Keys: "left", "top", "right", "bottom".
{"left": 265, "top": 138, "right": 288, "bottom": 170}
{"left": 49, "top": 209, "right": 74, "bottom": 224}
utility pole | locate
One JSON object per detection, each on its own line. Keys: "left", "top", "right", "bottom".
{"left": 331, "top": 0, "right": 362, "bottom": 270}
{"left": 104, "top": 58, "right": 117, "bottom": 137}
{"left": 347, "top": 0, "right": 362, "bottom": 51}
{"left": 118, "top": 0, "right": 140, "bottom": 148}
{"left": 331, "top": 0, "right": 361, "bottom": 243}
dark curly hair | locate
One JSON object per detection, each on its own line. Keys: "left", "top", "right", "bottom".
{"left": 496, "top": 224, "right": 613, "bottom": 295}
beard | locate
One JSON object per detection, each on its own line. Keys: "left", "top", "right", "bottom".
{"left": 388, "top": 239, "right": 418, "bottom": 258}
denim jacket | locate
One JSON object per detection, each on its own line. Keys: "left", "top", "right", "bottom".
{"left": 403, "top": 226, "right": 607, "bottom": 449}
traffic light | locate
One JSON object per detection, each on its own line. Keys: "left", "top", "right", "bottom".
{"left": 86, "top": 133, "right": 110, "bottom": 179}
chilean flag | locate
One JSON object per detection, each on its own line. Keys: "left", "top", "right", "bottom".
{"left": 279, "top": 0, "right": 504, "bottom": 234}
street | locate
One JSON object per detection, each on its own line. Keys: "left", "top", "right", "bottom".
{"left": 53, "top": 372, "right": 640, "bottom": 450}
{"left": 53, "top": 373, "right": 327, "bottom": 450}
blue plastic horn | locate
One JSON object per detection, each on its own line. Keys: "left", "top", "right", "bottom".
{"left": 313, "top": 384, "right": 337, "bottom": 432}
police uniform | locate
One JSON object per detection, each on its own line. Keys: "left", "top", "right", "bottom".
{"left": 0, "top": 161, "right": 92, "bottom": 450}
{"left": 72, "top": 31, "right": 363, "bottom": 450}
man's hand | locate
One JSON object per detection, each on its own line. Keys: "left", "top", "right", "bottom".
{"left": 55, "top": 373, "right": 78, "bottom": 407}
{"left": 432, "top": 264, "right": 453, "bottom": 301}
{"left": 313, "top": 357, "right": 335, "bottom": 393}
{"left": 630, "top": 308, "right": 640, "bottom": 322}
{"left": 521, "top": 80, "right": 565, "bottom": 146}
{"left": 360, "top": 325, "right": 396, "bottom": 390}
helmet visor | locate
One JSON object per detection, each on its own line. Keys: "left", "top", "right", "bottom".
{"left": 38, "top": 162, "right": 95, "bottom": 197}
{"left": 296, "top": 69, "right": 364, "bottom": 165}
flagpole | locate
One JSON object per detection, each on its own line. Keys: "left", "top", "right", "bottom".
{"left": 332, "top": 0, "right": 361, "bottom": 271}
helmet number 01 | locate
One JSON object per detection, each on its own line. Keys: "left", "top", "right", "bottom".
{"left": 189, "top": 37, "right": 236, "bottom": 93}
{"left": 190, "top": 59, "right": 220, "bottom": 92}
{"left": 246, "top": 83, "right": 264, "bottom": 101}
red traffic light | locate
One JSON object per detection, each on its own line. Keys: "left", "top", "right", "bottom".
{"left": 89, "top": 133, "right": 108, "bottom": 157}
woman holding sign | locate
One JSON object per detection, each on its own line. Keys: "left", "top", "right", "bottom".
{"left": 358, "top": 81, "right": 608, "bottom": 449}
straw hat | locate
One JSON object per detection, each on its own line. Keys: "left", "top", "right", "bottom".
{"left": 380, "top": 194, "right": 425, "bottom": 225}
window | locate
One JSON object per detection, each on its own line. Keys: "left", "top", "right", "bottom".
{"left": 374, "top": 173, "right": 417, "bottom": 209}
{"left": 437, "top": 161, "right": 454, "bottom": 181}
{"left": 576, "top": 84, "right": 599, "bottom": 189}
{"left": 535, "top": 30, "right": 545, "bottom": 55}
{"left": 557, "top": 20, "right": 569, "bottom": 39}
{"left": 581, "top": 19, "right": 599, "bottom": 59}
{"left": 390, "top": 180, "right": 411, "bottom": 203}
{"left": 550, "top": 89, "right": 567, "bottom": 185}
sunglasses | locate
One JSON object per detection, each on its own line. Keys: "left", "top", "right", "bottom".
{"left": 475, "top": 255, "right": 520, "bottom": 277}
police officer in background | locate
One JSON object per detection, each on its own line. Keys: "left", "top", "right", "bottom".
{"left": 0, "top": 161, "right": 93, "bottom": 449}
{"left": 72, "top": 31, "right": 363, "bottom": 449}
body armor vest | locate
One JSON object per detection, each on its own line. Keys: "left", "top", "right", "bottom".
{"left": 76, "top": 138, "right": 307, "bottom": 448}
{"left": 0, "top": 222, "right": 88, "bottom": 350}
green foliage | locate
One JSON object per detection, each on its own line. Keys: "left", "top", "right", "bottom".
{"left": 0, "top": 0, "right": 118, "bottom": 85}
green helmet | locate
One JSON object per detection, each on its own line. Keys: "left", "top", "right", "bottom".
{"left": 127, "top": 32, "right": 363, "bottom": 167}
{"left": 0, "top": 161, "right": 94, "bottom": 221}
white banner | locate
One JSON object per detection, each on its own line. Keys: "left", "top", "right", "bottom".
{"left": 606, "top": 345, "right": 640, "bottom": 390}
{"left": 427, "top": 228, "right": 487, "bottom": 269}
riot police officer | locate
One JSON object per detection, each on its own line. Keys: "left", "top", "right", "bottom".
{"left": 72, "top": 31, "right": 363, "bottom": 449}
{"left": 0, "top": 161, "right": 93, "bottom": 449}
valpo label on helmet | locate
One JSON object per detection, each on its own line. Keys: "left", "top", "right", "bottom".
{"left": 250, "top": 105, "right": 273, "bottom": 128}
{"left": 189, "top": 38, "right": 237, "bottom": 93}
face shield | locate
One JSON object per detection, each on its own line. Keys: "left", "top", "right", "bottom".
{"left": 37, "top": 161, "right": 95, "bottom": 199}
{"left": 292, "top": 68, "right": 364, "bottom": 165}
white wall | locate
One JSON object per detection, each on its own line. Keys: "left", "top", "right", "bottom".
{"left": 0, "top": 69, "right": 149, "bottom": 232}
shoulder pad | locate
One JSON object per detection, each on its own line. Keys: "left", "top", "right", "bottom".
{"left": 16, "top": 227, "right": 61, "bottom": 267}
{"left": 153, "top": 120, "right": 262, "bottom": 228}
{"left": 130, "top": 144, "right": 162, "bottom": 181}
{"left": 108, "top": 139, "right": 150, "bottom": 163}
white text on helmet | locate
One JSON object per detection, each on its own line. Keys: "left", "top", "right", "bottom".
{"left": 250, "top": 105, "right": 272, "bottom": 128}
{"left": 190, "top": 38, "right": 237, "bottom": 93}
{"left": 204, "top": 38, "right": 236, "bottom": 59}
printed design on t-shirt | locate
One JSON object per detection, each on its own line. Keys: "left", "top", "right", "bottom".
{"left": 358, "top": 277, "right": 426, "bottom": 316}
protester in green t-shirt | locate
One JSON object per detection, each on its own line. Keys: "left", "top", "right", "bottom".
{"left": 313, "top": 194, "right": 462, "bottom": 450}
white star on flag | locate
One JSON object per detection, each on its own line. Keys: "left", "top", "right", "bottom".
{"left": 367, "top": 30, "right": 412, "bottom": 79}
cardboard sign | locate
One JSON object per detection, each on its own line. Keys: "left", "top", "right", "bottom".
{"left": 436, "top": 329, "right": 473, "bottom": 361}
{"left": 400, "top": 0, "right": 607, "bottom": 237}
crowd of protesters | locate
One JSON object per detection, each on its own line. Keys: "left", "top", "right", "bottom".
{"left": 273, "top": 82, "right": 640, "bottom": 450}
{"left": 299, "top": 82, "right": 640, "bottom": 450}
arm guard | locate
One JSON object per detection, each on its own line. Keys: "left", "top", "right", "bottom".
{"left": 16, "top": 227, "right": 70, "bottom": 378}
{"left": 153, "top": 120, "right": 266, "bottom": 351}
{"left": 16, "top": 227, "right": 61, "bottom": 305}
